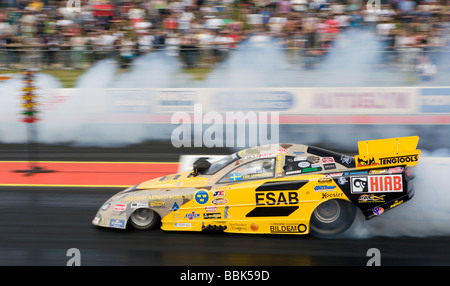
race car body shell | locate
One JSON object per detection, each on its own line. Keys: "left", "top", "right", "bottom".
{"left": 92, "top": 136, "right": 420, "bottom": 235}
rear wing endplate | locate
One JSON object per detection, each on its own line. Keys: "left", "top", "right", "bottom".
{"left": 355, "top": 136, "right": 420, "bottom": 169}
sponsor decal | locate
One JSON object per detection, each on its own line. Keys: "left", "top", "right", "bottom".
{"left": 390, "top": 200, "right": 404, "bottom": 208}
{"left": 247, "top": 180, "right": 307, "bottom": 217}
{"left": 358, "top": 155, "right": 418, "bottom": 168}
{"left": 321, "top": 192, "right": 343, "bottom": 199}
{"left": 325, "top": 173, "right": 343, "bottom": 177}
{"left": 358, "top": 194, "right": 386, "bottom": 203}
{"left": 185, "top": 211, "right": 200, "bottom": 220}
{"left": 171, "top": 213, "right": 182, "bottom": 221}
{"left": 259, "top": 153, "right": 275, "bottom": 158}
{"left": 109, "top": 219, "right": 125, "bottom": 228}
{"left": 314, "top": 185, "right": 337, "bottom": 191}
{"left": 255, "top": 191, "right": 299, "bottom": 206}
{"left": 388, "top": 167, "right": 404, "bottom": 174}
{"left": 131, "top": 202, "right": 148, "bottom": 209}
{"left": 114, "top": 204, "right": 126, "bottom": 211}
{"left": 211, "top": 198, "right": 229, "bottom": 205}
{"left": 318, "top": 178, "right": 332, "bottom": 183}
{"left": 351, "top": 175, "right": 403, "bottom": 193}
{"left": 372, "top": 206, "right": 384, "bottom": 216}
{"left": 323, "top": 163, "right": 336, "bottom": 170}
{"left": 224, "top": 206, "right": 229, "bottom": 219}
{"left": 195, "top": 190, "right": 209, "bottom": 204}
{"left": 242, "top": 172, "right": 273, "bottom": 180}
{"left": 302, "top": 167, "right": 321, "bottom": 173}
{"left": 338, "top": 177, "right": 347, "bottom": 185}
{"left": 229, "top": 223, "right": 248, "bottom": 231}
{"left": 379, "top": 155, "right": 418, "bottom": 165}
{"left": 175, "top": 223, "right": 192, "bottom": 228}
{"left": 285, "top": 155, "right": 322, "bottom": 176}
{"left": 285, "top": 170, "right": 302, "bottom": 175}
{"left": 230, "top": 173, "right": 242, "bottom": 181}
{"left": 357, "top": 157, "right": 378, "bottom": 167}
{"left": 244, "top": 154, "right": 258, "bottom": 160}
{"left": 250, "top": 223, "right": 259, "bottom": 231}
{"left": 270, "top": 223, "right": 307, "bottom": 234}
{"left": 293, "top": 156, "right": 307, "bottom": 161}
{"left": 101, "top": 203, "right": 111, "bottom": 211}
{"left": 340, "top": 155, "right": 353, "bottom": 165}
{"left": 345, "top": 171, "right": 368, "bottom": 175}
{"left": 276, "top": 154, "right": 283, "bottom": 177}
{"left": 369, "top": 169, "right": 388, "bottom": 174}
{"left": 298, "top": 161, "right": 310, "bottom": 168}
{"left": 204, "top": 213, "right": 222, "bottom": 219}
{"left": 322, "top": 157, "right": 335, "bottom": 164}
{"left": 310, "top": 156, "right": 320, "bottom": 164}
{"left": 213, "top": 190, "right": 225, "bottom": 197}
{"left": 124, "top": 194, "right": 192, "bottom": 201}
{"left": 171, "top": 202, "right": 180, "bottom": 211}
{"left": 150, "top": 200, "right": 165, "bottom": 208}
{"left": 205, "top": 206, "right": 218, "bottom": 212}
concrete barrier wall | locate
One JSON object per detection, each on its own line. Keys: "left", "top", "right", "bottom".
{"left": 36, "top": 86, "right": 450, "bottom": 125}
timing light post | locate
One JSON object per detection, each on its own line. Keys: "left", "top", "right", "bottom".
{"left": 14, "top": 69, "right": 55, "bottom": 176}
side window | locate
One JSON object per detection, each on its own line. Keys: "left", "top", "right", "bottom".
{"left": 284, "top": 155, "right": 323, "bottom": 176}
{"left": 218, "top": 158, "right": 276, "bottom": 183}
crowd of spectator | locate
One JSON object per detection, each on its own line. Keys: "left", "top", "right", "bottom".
{"left": 0, "top": 0, "right": 448, "bottom": 76}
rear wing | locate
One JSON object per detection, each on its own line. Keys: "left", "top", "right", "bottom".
{"left": 355, "top": 136, "right": 420, "bottom": 169}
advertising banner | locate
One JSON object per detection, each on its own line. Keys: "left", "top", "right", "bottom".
{"left": 9, "top": 86, "right": 450, "bottom": 125}
{"left": 420, "top": 88, "right": 450, "bottom": 113}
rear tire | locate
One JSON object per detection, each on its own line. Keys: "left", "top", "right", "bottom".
{"left": 310, "top": 199, "right": 356, "bottom": 237}
{"left": 129, "top": 208, "right": 160, "bottom": 230}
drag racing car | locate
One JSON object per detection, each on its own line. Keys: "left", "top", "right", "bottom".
{"left": 92, "top": 136, "right": 420, "bottom": 237}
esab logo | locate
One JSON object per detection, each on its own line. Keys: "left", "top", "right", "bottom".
{"left": 351, "top": 175, "right": 403, "bottom": 194}
{"left": 254, "top": 181, "right": 304, "bottom": 206}
{"left": 256, "top": 191, "right": 299, "bottom": 206}
{"left": 246, "top": 180, "right": 307, "bottom": 218}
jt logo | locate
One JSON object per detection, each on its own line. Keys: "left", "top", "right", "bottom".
{"left": 67, "top": 0, "right": 81, "bottom": 12}
{"left": 366, "top": 248, "right": 381, "bottom": 266}
{"left": 66, "top": 248, "right": 81, "bottom": 266}
{"left": 366, "top": 0, "right": 380, "bottom": 12}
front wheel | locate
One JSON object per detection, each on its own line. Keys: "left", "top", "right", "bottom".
{"left": 310, "top": 199, "right": 356, "bottom": 237}
{"left": 129, "top": 208, "right": 161, "bottom": 230}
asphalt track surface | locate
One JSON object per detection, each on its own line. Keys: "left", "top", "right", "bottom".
{"left": 2, "top": 187, "right": 450, "bottom": 267}
{"left": 1, "top": 143, "right": 450, "bottom": 267}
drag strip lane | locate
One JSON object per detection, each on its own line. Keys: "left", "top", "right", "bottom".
{"left": 0, "top": 161, "right": 179, "bottom": 187}
{"left": 1, "top": 187, "right": 450, "bottom": 266}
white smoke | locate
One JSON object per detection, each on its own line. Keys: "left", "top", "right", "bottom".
{"left": 0, "top": 29, "right": 448, "bottom": 150}
{"left": 343, "top": 152, "right": 450, "bottom": 238}
{"left": 0, "top": 72, "right": 62, "bottom": 143}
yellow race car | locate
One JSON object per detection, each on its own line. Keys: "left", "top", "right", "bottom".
{"left": 92, "top": 136, "right": 420, "bottom": 237}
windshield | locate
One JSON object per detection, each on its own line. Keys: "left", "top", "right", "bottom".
{"left": 204, "top": 153, "right": 240, "bottom": 175}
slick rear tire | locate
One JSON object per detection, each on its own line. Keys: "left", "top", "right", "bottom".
{"left": 129, "top": 208, "right": 161, "bottom": 230}
{"left": 310, "top": 199, "right": 356, "bottom": 238}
